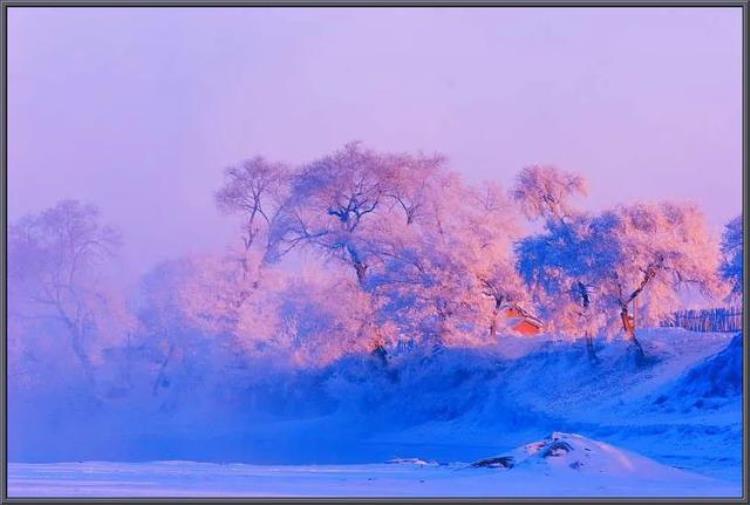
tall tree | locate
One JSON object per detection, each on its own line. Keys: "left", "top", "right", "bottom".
{"left": 516, "top": 215, "right": 614, "bottom": 361}
{"left": 270, "top": 143, "right": 393, "bottom": 284}
{"left": 512, "top": 165, "right": 602, "bottom": 360}
{"left": 719, "top": 215, "right": 743, "bottom": 301}
{"left": 512, "top": 164, "right": 587, "bottom": 223}
{"left": 215, "top": 156, "right": 289, "bottom": 261}
{"left": 268, "top": 142, "right": 450, "bottom": 354}
{"left": 8, "top": 200, "right": 126, "bottom": 382}
{"left": 372, "top": 175, "right": 523, "bottom": 348}
{"left": 595, "top": 202, "right": 723, "bottom": 362}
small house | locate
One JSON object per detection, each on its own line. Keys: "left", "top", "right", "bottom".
{"left": 503, "top": 305, "right": 544, "bottom": 336}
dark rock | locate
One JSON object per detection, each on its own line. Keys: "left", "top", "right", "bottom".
{"left": 470, "top": 456, "right": 514, "bottom": 469}
{"left": 541, "top": 440, "right": 574, "bottom": 458}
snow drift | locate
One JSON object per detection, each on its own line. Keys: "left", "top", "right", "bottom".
{"left": 471, "top": 432, "right": 694, "bottom": 477}
{"left": 667, "top": 332, "right": 742, "bottom": 400}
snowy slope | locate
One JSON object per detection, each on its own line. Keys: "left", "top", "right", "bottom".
{"left": 359, "top": 329, "right": 741, "bottom": 480}
{"left": 664, "top": 331, "right": 742, "bottom": 400}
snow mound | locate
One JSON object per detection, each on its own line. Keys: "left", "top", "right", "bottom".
{"left": 671, "top": 332, "right": 742, "bottom": 399}
{"left": 650, "top": 332, "right": 742, "bottom": 413}
{"left": 472, "top": 432, "right": 696, "bottom": 477}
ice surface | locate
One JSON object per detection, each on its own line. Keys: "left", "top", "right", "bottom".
{"left": 9, "top": 432, "right": 738, "bottom": 498}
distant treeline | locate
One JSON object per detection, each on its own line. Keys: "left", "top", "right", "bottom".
{"left": 662, "top": 306, "right": 743, "bottom": 333}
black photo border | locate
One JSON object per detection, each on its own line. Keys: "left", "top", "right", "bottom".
{"left": 0, "top": 1, "right": 747, "bottom": 503}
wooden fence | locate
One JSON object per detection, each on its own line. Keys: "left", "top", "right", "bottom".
{"left": 661, "top": 306, "right": 743, "bottom": 333}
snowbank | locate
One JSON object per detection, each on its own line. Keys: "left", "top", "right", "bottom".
{"left": 472, "top": 432, "right": 699, "bottom": 477}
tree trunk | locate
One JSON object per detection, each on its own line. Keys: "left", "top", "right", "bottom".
{"left": 577, "top": 282, "right": 598, "bottom": 363}
{"left": 152, "top": 341, "right": 175, "bottom": 396}
{"left": 489, "top": 297, "right": 503, "bottom": 338}
{"left": 70, "top": 333, "right": 95, "bottom": 385}
{"left": 354, "top": 261, "right": 367, "bottom": 286}
{"left": 620, "top": 305, "right": 645, "bottom": 363}
{"left": 617, "top": 265, "right": 659, "bottom": 364}
{"left": 585, "top": 333, "right": 599, "bottom": 363}
{"left": 62, "top": 316, "right": 95, "bottom": 385}
{"left": 433, "top": 304, "right": 451, "bottom": 352}
{"left": 346, "top": 245, "right": 368, "bottom": 287}
{"left": 371, "top": 344, "right": 388, "bottom": 365}
{"left": 364, "top": 320, "right": 388, "bottom": 365}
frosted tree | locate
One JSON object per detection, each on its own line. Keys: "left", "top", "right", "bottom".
{"left": 265, "top": 143, "right": 393, "bottom": 355}
{"left": 253, "top": 145, "right": 526, "bottom": 352}
{"left": 267, "top": 142, "right": 451, "bottom": 354}
{"left": 215, "top": 156, "right": 290, "bottom": 263}
{"left": 372, "top": 227, "right": 479, "bottom": 348}
{"left": 137, "top": 254, "right": 286, "bottom": 398}
{"left": 137, "top": 259, "right": 196, "bottom": 396}
{"left": 8, "top": 200, "right": 129, "bottom": 382}
{"left": 512, "top": 165, "right": 602, "bottom": 359}
{"left": 172, "top": 254, "right": 284, "bottom": 349}
{"left": 213, "top": 157, "right": 294, "bottom": 340}
{"left": 720, "top": 215, "right": 743, "bottom": 300}
{"left": 453, "top": 182, "right": 526, "bottom": 339}
{"left": 274, "top": 268, "right": 394, "bottom": 366}
{"left": 516, "top": 215, "right": 614, "bottom": 360}
{"left": 512, "top": 164, "right": 587, "bottom": 223}
{"left": 372, "top": 175, "right": 524, "bottom": 347}
{"left": 270, "top": 142, "right": 391, "bottom": 284}
{"left": 594, "top": 202, "right": 723, "bottom": 362}
{"left": 383, "top": 151, "right": 446, "bottom": 226}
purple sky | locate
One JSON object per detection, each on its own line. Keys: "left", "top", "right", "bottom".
{"left": 8, "top": 7, "right": 743, "bottom": 282}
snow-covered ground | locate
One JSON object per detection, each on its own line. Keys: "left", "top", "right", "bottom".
{"left": 7, "top": 433, "right": 738, "bottom": 497}
{"left": 8, "top": 328, "right": 742, "bottom": 498}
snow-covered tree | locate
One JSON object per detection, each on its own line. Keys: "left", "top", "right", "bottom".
{"left": 136, "top": 259, "right": 199, "bottom": 396}
{"left": 274, "top": 267, "right": 394, "bottom": 366}
{"left": 383, "top": 151, "right": 446, "bottom": 226}
{"left": 8, "top": 200, "right": 132, "bottom": 382}
{"left": 372, "top": 175, "right": 524, "bottom": 347}
{"left": 512, "top": 164, "right": 587, "bottom": 222}
{"left": 516, "top": 215, "right": 614, "bottom": 359}
{"left": 594, "top": 202, "right": 723, "bottom": 361}
{"left": 263, "top": 143, "right": 527, "bottom": 351}
{"left": 452, "top": 182, "right": 526, "bottom": 339}
{"left": 267, "top": 142, "right": 455, "bottom": 353}
{"left": 271, "top": 143, "right": 389, "bottom": 283}
{"left": 215, "top": 156, "right": 290, "bottom": 266}
{"left": 515, "top": 166, "right": 724, "bottom": 363}
{"left": 513, "top": 166, "right": 602, "bottom": 359}
{"left": 720, "top": 215, "right": 743, "bottom": 300}
{"left": 136, "top": 252, "right": 288, "bottom": 399}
